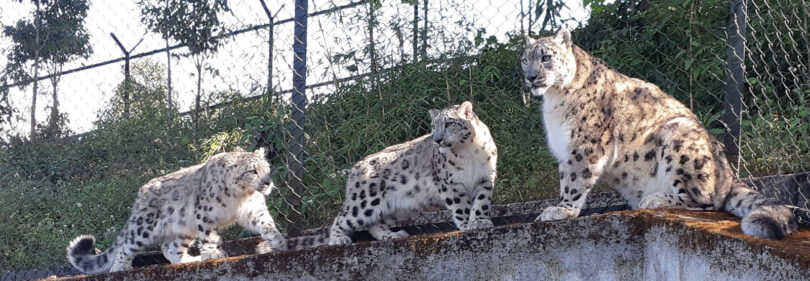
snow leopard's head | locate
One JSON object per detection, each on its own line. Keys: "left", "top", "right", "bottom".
{"left": 429, "top": 101, "right": 480, "bottom": 153}
{"left": 213, "top": 147, "right": 275, "bottom": 195}
{"left": 521, "top": 29, "right": 577, "bottom": 97}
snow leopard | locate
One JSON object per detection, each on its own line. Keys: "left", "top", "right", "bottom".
{"left": 323, "top": 101, "right": 499, "bottom": 245}
{"left": 521, "top": 30, "right": 796, "bottom": 239}
{"left": 66, "top": 148, "right": 287, "bottom": 273}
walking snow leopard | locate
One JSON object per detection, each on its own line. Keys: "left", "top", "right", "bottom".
{"left": 313, "top": 101, "right": 498, "bottom": 246}
{"left": 521, "top": 30, "right": 796, "bottom": 239}
{"left": 66, "top": 148, "right": 288, "bottom": 273}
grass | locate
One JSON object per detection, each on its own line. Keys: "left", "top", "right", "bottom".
{"left": 0, "top": 177, "right": 142, "bottom": 269}
{"left": 0, "top": 40, "right": 563, "bottom": 271}
{"left": 1, "top": 30, "right": 807, "bottom": 272}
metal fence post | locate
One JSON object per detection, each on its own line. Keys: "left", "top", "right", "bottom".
{"left": 110, "top": 33, "right": 131, "bottom": 117}
{"left": 287, "top": 0, "right": 309, "bottom": 235}
{"left": 723, "top": 0, "right": 746, "bottom": 174}
{"left": 110, "top": 32, "right": 144, "bottom": 118}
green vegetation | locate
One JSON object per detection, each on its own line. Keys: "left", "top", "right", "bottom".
{"left": 3, "top": 0, "right": 93, "bottom": 140}
{"left": 2, "top": 0, "right": 809, "bottom": 272}
{"left": 579, "top": 0, "right": 810, "bottom": 176}
{"left": 0, "top": 37, "right": 559, "bottom": 270}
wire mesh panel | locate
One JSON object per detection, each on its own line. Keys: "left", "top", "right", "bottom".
{"left": 1, "top": 0, "right": 810, "bottom": 279}
{"left": 737, "top": 0, "right": 810, "bottom": 222}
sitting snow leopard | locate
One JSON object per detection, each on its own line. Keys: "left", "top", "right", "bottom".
{"left": 67, "top": 148, "right": 287, "bottom": 273}
{"left": 324, "top": 101, "right": 498, "bottom": 245}
{"left": 521, "top": 30, "right": 797, "bottom": 239}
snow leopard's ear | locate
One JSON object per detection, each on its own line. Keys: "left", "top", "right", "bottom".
{"left": 525, "top": 35, "right": 536, "bottom": 46}
{"left": 458, "top": 101, "right": 475, "bottom": 120}
{"left": 254, "top": 147, "right": 267, "bottom": 159}
{"left": 233, "top": 146, "right": 245, "bottom": 152}
{"left": 429, "top": 109, "right": 440, "bottom": 120}
{"left": 554, "top": 29, "right": 572, "bottom": 48}
{"left": 221, "top": 153, "right": 239, "bottom": 167}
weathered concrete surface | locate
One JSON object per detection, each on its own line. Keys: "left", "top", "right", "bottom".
{"left": 47, "top": 209, "right": 810, "bottom": 281}
{"left": 11, "top": 193, "right": 625, "bottom": 281}
{"left": 632, "top": 210, "right": 810, "bottom": 281}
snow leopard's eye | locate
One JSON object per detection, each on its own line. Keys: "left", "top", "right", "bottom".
{"left": 541, "top": 55, "right": 551, "bottom": 62}
{"left": 521, "top": 58, "right": 528, "bottom": 64}
{"left": 249, "top": 169, "right": 258, "bottom": 175}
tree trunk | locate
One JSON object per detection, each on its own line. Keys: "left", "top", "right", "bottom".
{"left": 164, "top": 0, "right": 174, "bottom": 129}
{"left": 412, "top": 1, "right": 418, "bottom": 63}
{"left": 268, "top": 17, "right": 274, "bottom": 104}
{"left": 194, "top": 55, "right": 203, "bottom": 139}
{"left": 421, "top": 0, "right": 428, "bottom": 61}
{"left": 520, "top": 0, "right": 525, "bottom": 37}
{"left": 30, "top": 0, "right": 41, "bottom": 140}
{"left": 368, "top": 3, "right": 379, "bottom": 100}
{"left": 31, "top": 64, "right": 38, "bottom": 139}
{"left": 48, "top": 64, "right": 61, "bottom": 138}
{"left": 397, "top": 15, "right": 405, "bottom": 63}
{"left": 166, "top": 38, "right": 172, "bottom": 117}
{"left": 540, "top": 0, "right": 553, "bottom": 32}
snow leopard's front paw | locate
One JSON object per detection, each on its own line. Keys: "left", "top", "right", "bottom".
{"left": 637, "top": 193, "right": 683, "bottom": 209}
{"left": 381, "top": 230, "right": 409, "bottom": 240}
{"left": 466, "top": 219, "right": 494, "bottom": 230}
{"left": 535, "top": 206, "right": 577, "bottom": 222}
{"left": 269, "top": 235, "right": 287, "bottom": 250}
{"left": 200, "top": 248, "right": 228, "bottom": 260}
{"left": 255, "top": 240, "right": 273, "bottom": 254}
{"left": 255, "top": 237, "right": 287, "bottom": 254}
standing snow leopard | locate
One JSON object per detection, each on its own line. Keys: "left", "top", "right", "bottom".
{"left": 521, "top": 30, "right": 796, "bottom": 239}
{"left": 66, "top": 148, "right": 288, "bottom": 273}
{"left": 323, "top": 101, "right": 498, "bottom": 245}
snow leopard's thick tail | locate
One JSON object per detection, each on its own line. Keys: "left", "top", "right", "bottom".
{"left": 66, "top": 234, "right": 120, "bottom": 274}
{"left": 284, "top": 232, "right": 330, "bottom": 250}
{"left": 723, "top": 180, "right": 798, "bottom": 239}
{"left": 256, "top": 231, "right": 329, "bottom": 253}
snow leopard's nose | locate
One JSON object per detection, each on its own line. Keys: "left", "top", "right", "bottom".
{"left": 433, "top": 135, "right": 443, "bottom": 144}
{"left": 526, "top": 75, "right": 538, "bottom": 82}
{"left": 261, "top": 176, "right": 273, "bottom": 186}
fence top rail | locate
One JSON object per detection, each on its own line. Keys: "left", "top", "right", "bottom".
{"left": 0, "top": 0, "right": 368, "bottom": 92}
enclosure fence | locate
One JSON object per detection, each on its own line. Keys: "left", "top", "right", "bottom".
{"left": 1, "top": 0, "right": 810, "bottom": 279}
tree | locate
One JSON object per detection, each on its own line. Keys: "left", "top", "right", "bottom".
{"left": 137, "top": 0, "right": 230, "bottom": 138}
{"left": 98, "top": 60, "right": 172, "bottom": 124}
{"left": 0, "top": 77, "right": 12, "bottom": 139}
{"left": 576, "top": 0, "right": 727, "bottom": 113}
{"left": 527, "top": 0, "right": 576, "bottom": 34}
{"left": 2, "top": 0, "right": 92, "bottom": 140}
{"left": 94, "top": 59, "right": 183, "bottom": 166}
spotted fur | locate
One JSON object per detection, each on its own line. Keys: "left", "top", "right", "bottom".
{"left": 323, "top": 101, "right": 499, "bottom": 245}
{"left": 66, "top": 148, "right": 287, "bottom": 273}
{"left": 521, "top": 30, "right": 797, "bottom": 239}
{"left": 256, "top": 232, "right": 330, "bottom": 254}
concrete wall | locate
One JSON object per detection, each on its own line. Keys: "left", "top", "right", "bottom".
{"left": 51, "top": 209, "right": 810, "bottom": 281}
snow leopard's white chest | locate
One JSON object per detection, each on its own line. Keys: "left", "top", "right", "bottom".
{"left": 542, "top": 95, "right": 573, "bottom": 163}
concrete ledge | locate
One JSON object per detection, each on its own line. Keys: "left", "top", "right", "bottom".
{"left": 8, "top": 193, "right": 626, "bottom": 281}
{"left": 49, "top": 209, "right": 810, "bottom": 281}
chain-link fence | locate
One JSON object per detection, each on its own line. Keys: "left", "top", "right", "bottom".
{"left": 1, "top": 0, "right": 810, "bottom": 278}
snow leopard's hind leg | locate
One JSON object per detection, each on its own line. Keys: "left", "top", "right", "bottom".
{"left": 160, "top": 236, "right": 200, "bottom": 264}
{"left": 367, "top": 215, "right": 408, "bottom": 240}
